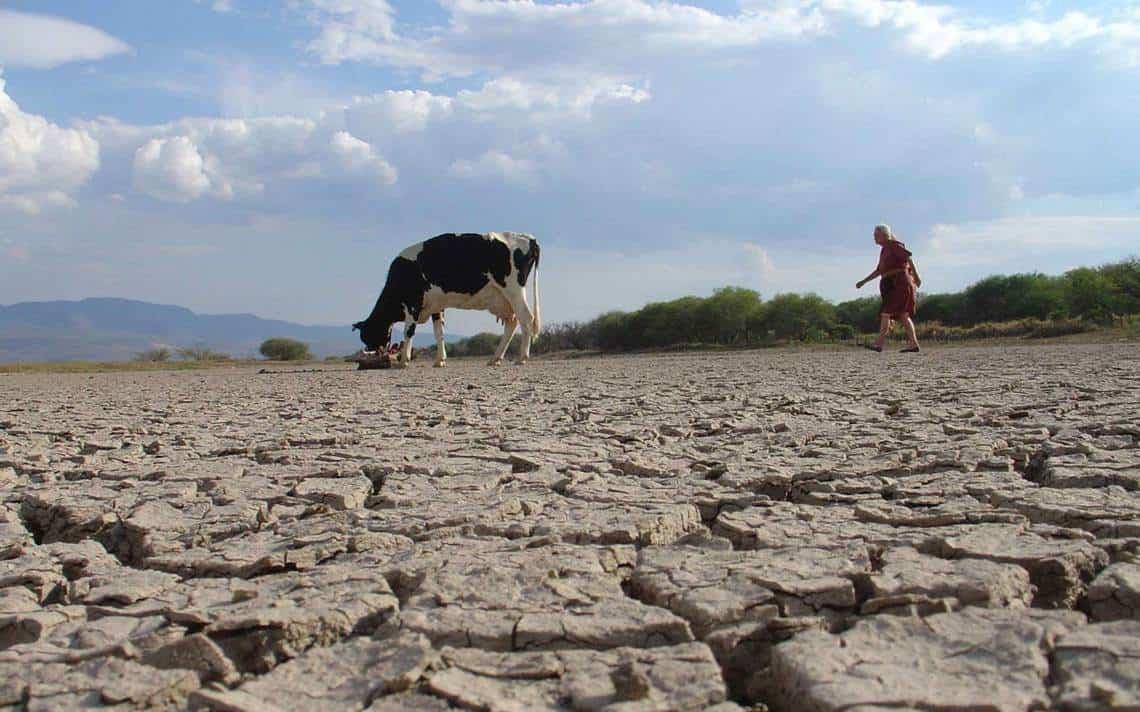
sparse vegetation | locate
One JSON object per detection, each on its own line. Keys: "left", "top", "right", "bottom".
{"left": 517, "top": 257, "right": 1140, "bottom": 354}
{"left": 445, "top": 332, "right": 501, "bottom": 357}
{"left": 259, "top": 337, "right": 312, "bottom": 361}
{"left": 134, "top": 347, "right": 171, "bottom": 362}
{"left": 177, "top": 344, "right": 232, "bottom": 361}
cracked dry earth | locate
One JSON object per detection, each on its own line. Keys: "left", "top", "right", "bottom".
{"left": 1, "top": 344, "right": 1139, "bottom": 712}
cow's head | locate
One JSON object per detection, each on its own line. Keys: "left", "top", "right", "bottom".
{"left": 352, "top": 319, "right": 393, "bottom": 351}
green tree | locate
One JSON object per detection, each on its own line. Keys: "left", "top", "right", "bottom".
{"left": 835, "top": 297, "right": 881, "bottom": 333}
{"left": 259, "top": 338, "right": 312, "bottom": 361}
{"left": 1098, "top": 258, "right": 1140, "bottom": 315}
{"left": 1064, "top": 267, "right": 1116, "bottom": 323}
{"left": 698, "top": 287, "right": 764, "bottom": 344}
{"left": 962, "top": 275, "right": 1016, "bottom": 323}
{"left": 762, "top": 293, "right": 836, "bottom": 341}
{"left": 593, "top": 311, "right": 633, "bottom": 350}
{"left": 918, "top": 292, "right": 968, "bottom": 326}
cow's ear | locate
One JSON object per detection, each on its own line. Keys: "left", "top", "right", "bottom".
{"left": 352, "top": 321, "right": 363, "bottom": 331}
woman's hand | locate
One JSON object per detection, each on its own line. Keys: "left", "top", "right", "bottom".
{"left": 856, "top": 279, "right": 865, "bottom": 289}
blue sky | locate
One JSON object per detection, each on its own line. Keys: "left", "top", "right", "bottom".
{"left": 1, "top": 1, "right": 1138, "bottom": 335}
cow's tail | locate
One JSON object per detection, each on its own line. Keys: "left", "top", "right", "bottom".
{"left": 530, "top": 239, "right": 542, "bottom": 340}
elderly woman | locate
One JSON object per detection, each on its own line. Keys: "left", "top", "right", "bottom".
{"left": 856, "top": 224, "right": 921, "bottom": 352}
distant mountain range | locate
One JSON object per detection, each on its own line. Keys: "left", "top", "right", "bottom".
{"left": 0, "top": 298, "right": 460, "bottom": 363}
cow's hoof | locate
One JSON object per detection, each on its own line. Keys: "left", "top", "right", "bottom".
{"left": 433, "top": 360, "right": 446, "bottom": 368}
{"left": 487, "top": 358, "right": 503, "bottom": 367}
{"left": 513, "top": 359, "right": 529, "bottom": 366}
{"left": 394, "top": 361, "right": 410, "bottom": 369}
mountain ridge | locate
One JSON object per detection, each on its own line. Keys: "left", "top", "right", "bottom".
{"left": 0, "top": 297, "right": 459, "bottom": 362}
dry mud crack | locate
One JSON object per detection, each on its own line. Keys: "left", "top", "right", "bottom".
{"left": 2, "top": 344, "right": 1139, "bottom": 711}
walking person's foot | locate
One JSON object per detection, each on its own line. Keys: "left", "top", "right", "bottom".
{"left": 863, "top": 343, "right": 883, "bottom": 352}
{"left": 900, "top": 346, "right": 920, "bottom": 353}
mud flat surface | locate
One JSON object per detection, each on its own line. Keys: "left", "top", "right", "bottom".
{"left": 1, "top": 344, "right": 1138, "bottom": 711}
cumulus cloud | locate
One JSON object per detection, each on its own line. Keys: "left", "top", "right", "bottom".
{"left": 133, "top": 136, "right": 223, "bottom": 203}
{"left": 0, "top": 77, "right": 100, "bottom": 214}
{"left": 328, "top": 131, "right": 397, "bottom": 184}
{"left": 0, "top": 10, "right": 130, "bottom": 69}
{"left": 76, "top": 69, "right": 647, "bottom": 208}
{"left": 344, "top": 90, "right": 454, "bottom": 134}
{"left": 91, "top": 115, "right": 396, "bottom": 204}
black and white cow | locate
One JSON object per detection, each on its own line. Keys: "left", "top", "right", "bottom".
{"left": 353, "top": 232, "right": 541, "bottom": 367}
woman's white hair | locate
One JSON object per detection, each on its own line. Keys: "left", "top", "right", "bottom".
{"left": 874, "top": 223, "right": 895, "bottom": 240}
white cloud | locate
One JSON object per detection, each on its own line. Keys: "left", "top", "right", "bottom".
{"left": 0, "top": 191, "right": 78, "bottom": 216}
{"left": 744, "top": 243, "right": 777, "bottom": 279}
{"left": 341, "top": 76, "right": 648, "bottom": 140}
{"left": 445, "top": 131, "right": 570, "bottom": 187}
{"left": 0, "top": 77, "right": 100, "bottom": 214}
{"left": 0, "top": 10, "right": 130, "bottom": 69}
{"left": 89, "top": 115, "right": 397, "bottom": 203}
{"left": 925, "top": 216, "right": 1140, "bottom": 266}
{"left": 216, "top": 65, "right": 346, "bottom": 118}
{"left": 298, "top": 0, "right": 1140, "bottom": 77}
{"left": 193, "top": 0, "right": 237, "bottom": 12}
{"left": 329, "top": 131, "right": 397, "bottom": 184}
{"left": 456, "top": 77, "right": 651, "bottom": 118}
{"left": 448, "top": 150, "right": 538, "bottom": 186}
{"left": 300, "top": 0, "right": 828, "bottom": 76}
{"left": 132, "top": 136, "right": 223, "bottom": 203}
{"left": 345, "top": 90, "right": 454, "bottom": 134}
{"left": 818, "top": 0, "right": 1139, "bottom": 61}
{"left": 78, "top": 69, "right": 649, "bottom": 207}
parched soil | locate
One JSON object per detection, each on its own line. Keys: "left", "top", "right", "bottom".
{"left": 2, "top": 344, "right": 1138, "bottom": 711}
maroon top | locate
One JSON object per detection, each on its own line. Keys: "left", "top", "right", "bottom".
{"left": 877, "top": 241, "right": 916, "bottom": 318}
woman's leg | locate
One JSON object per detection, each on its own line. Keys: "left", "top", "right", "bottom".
{"left": 873, "top": 313, "right": 891, "bottom": 349}
{"left": 902, "top": 317, "right": 919, "bottom": 349}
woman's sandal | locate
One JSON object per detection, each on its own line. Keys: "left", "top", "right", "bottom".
{"left": 899, "top": 347, "right": 920, "bottom": 353}
{"left": 862, "top": 344, "right": 883, "bottom": 352}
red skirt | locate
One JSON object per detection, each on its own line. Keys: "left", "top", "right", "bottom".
{"left": 879, "top": 275, "right": 916, "bottom": 318}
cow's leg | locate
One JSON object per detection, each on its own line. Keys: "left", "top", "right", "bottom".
{"left": 504, "top": 294, "right": 536, "bottom": 364}
{"left": 488, "top": 316, "right": 517, "bottom": 366}
{"left": 398, "top": 322, "right": 416, "bottom": 368}
{"left": 431, "top": 313, "right": 446, "bottom": 368}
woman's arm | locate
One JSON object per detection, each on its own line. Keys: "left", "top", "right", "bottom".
{"left": 856, "top": 268, "right": 881, "bottom": 288}
{"left": 908, "top": 258, "right": 921, "bottom": 287}
{"left": 858, "top": 266, "right": 910, "bottom": 287}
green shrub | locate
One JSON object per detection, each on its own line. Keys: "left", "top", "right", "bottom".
{"left": 259, "top": 338, "right": 312, "bottom": 361}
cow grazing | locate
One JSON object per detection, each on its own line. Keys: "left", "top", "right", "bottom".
{"left": 353, "top": 232, "right": 542, "bottom": 367}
